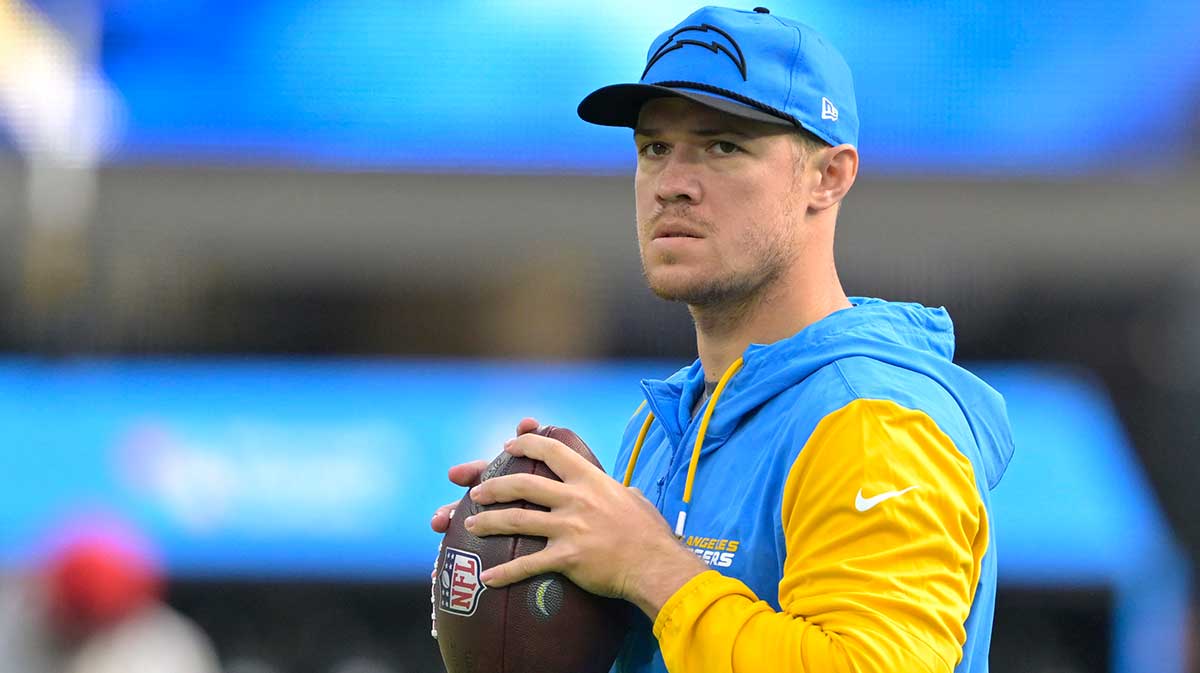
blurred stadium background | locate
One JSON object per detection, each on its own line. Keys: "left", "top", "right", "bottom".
{"left": 1, "top": 1, "right": 1198, "bottom": 672}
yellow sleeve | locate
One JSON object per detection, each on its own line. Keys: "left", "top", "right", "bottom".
{"left": 652, "top": 398, "right": 988, "bottom": 673}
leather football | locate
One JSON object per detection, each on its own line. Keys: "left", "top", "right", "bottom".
{"left": 433, "top": 425, "right": 629, "bottom": 673}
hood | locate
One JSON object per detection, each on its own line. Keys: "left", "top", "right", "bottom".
{"left": 640, "top": 297, "right": 1014, "bottom": 490}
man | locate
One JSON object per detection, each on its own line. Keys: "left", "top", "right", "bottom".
{"left": 0, "top": 522, "right": 221, "bottom": 673}
{"left": 431, "top": 6, "right": 1013, "bottom": 672}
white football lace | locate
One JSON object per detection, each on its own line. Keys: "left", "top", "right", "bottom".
{"left": 430, "top": 550, "right": 440, "bottom": 639}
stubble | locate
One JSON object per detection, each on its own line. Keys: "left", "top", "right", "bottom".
{"left": 638, "top": 206, "right": 800, "bottom": 334}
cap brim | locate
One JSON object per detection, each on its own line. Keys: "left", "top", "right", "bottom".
{"left": 578, "top": 83, "right": 796, "bottom": 129}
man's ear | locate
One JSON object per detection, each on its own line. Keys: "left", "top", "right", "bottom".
{"left": 808, "top": 144, "right": 858, "bottom": 212}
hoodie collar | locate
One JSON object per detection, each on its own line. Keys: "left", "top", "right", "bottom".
{"left": 643, "top": 297, "right": 949, "bottom": 437}
{"left": 638, "top": 297, "right": 1013, "bottom": 489}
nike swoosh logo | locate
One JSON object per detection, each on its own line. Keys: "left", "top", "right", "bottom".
{"left": 855, "top": 485, "right": 919, "bottom": 512}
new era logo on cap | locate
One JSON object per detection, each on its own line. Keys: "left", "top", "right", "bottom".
{"left": 821, "top": 97, "right": 838, "bottom": 122}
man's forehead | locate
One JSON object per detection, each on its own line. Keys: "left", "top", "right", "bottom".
{"left": 634, "top": 97, "right": 769, "bottom": 135}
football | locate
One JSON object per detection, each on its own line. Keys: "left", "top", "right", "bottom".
{"left": 433, "top": 425, "right": 630, "bottom": 673}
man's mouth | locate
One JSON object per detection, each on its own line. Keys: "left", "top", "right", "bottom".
{"left": 653, "top": 224, "right": 704, "bottom": 239}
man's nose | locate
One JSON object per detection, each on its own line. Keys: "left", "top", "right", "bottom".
{"left": 654, "top": 155, "right": 702, "bottom": 205}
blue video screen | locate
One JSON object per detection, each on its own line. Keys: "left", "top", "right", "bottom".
{"left": 11, "top": 1, "right": 1200, "bottom": 174}
{"left": 0, "top": 358, "right": 1180, "bottom": 584}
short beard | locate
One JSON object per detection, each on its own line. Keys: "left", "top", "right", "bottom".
{"left": 640, "top": 217, "right": 796, "bottom": 334}
{"left": 645, "top": 252, "right": 787, "bottom": 306}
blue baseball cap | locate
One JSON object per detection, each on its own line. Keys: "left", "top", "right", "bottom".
{"left": 578, "top": 6, "right": 858, "bottom": 147}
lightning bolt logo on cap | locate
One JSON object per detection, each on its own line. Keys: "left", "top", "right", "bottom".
{"left": 642, "top": 23, "right": 747, "bottom": 81}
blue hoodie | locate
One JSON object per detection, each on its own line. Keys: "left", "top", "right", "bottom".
{"left": 612, "top": 297, "right": 1014, "bottom": 673}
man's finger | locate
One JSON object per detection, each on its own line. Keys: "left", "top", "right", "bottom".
{"left": 515, "top": 417, "right": 540, "bottom": 435}
{"left": 505, "top": 433, "right": 595, "bottom": 483}
{"left": 430, "top": 502, "right": 458, "bottom": 533}
{"left": 465, "top": 507, "right": 557, "bottom": 539}
{"left": 472, "top": 472, "right": 572, "bottom": 508}
{"left": 479, "top": 547, "right": 561, "bottom": 588}
{"left": 448, "top": 459, "right": 490, "bottom": 487}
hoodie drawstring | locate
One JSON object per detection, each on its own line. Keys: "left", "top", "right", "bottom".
{"left": 622, "top": 357, "right": 745, "bottom": 538}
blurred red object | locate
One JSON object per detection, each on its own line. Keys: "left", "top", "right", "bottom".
{"left": 44, "top": 534, "right": 163, "bottom": 635}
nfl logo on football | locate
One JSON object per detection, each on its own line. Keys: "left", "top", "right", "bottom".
{"left": 439, "top": 547, "right": 486, "bottom": 617}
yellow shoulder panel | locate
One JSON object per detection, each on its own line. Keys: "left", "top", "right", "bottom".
{"left": 778, "top": 398, "right": 987, "bottom": 671}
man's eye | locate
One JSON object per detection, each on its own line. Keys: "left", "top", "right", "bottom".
{"left": 711, "top": 141, "right": 741, "bottom": 155}
{"left": 639, "top": 142, "right": 669, "bottom": 157}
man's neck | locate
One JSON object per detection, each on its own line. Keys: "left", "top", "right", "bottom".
{"left": 691, "top": 273, "right": 852, "bottom": 381}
